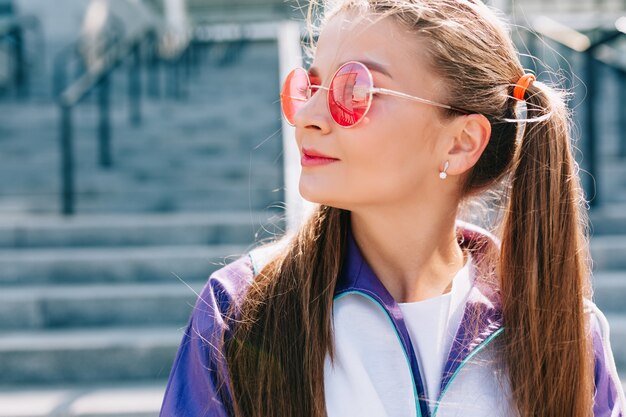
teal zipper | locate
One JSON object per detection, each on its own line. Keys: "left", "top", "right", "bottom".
{"left": 334, "top": 291, "right": 422, "bottom": 417}
{"left": 431, "top": 327, "right": 505, "bottom": 416}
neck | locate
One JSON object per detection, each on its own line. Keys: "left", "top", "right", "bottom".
{"left": 350, "top": 203, "right": 466, "bottom": 303}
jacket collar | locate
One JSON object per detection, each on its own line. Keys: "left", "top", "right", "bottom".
{"left": 334, "top": 219, "right": 502, "bottom": 309}
{"left": 334, "top": 219, "right": 504, "bottom": 414}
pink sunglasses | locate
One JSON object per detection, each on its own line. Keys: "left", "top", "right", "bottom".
{"left": 280, "top": 60, "right": 470, "bottom": 128}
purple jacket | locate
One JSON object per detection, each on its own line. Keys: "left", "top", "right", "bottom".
{"left": 160, "top": 220, "right": 625, "bottom": 416}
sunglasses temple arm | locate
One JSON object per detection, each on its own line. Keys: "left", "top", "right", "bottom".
{"left": 372, "top": 87, "right": 469, "bottom": 114}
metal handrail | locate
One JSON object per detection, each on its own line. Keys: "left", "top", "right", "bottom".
{"left": 0, "top": 14, "right": 43, "bottom": 96}
{"left": 526, "top": 16, "right": 626, "bottom": 207}
{"left": 52, "top": 14, "right": 125, "bottom": 97}
{"left": 57, "top": 26, "right": 159, "bottom": 215}
{"left": 55, "top": 13, "right": 198, "bottom": 216}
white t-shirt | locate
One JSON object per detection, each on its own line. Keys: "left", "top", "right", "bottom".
{"left": 398, "top": 254, "right": 473, "bottom": 414}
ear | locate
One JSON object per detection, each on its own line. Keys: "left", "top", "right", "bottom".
{"left": 445, "top": 114, "right": 491, "bottom": 176}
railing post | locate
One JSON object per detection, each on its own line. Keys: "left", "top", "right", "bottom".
{"left": 184, "top": 43, "right": 192, "bottom": 79}
{"left": 584, "top": 48, "right": 598, "bottom": 207}
{"left": 129, "top": 43, "right": 141, "bottom": 125}
{"left": 620, "top": 69, "right": 626, "bottom": 159}
{"left": 10, "top": 25, "right": 26, "bottom": 97}
{"left": 148, "top": 31, "right": 160, "bottom": 98}
{"left": 168, "top": 57, "right": 180, "bottom": 99}
{"left": 53, "top": 55, "right": 67, "bottom": 98}
{"left": 178, "top": 50, "right": 187, "bottom": 98}
{"left": 190, "top": 40, "right": 200, "bottom": 76}
{"left": 60, "top": 104, "right": 75, "bottom": 215}
{"left": 166, "top": 59, "right": 173, "bottom": 98}
{"left": 99, "top": 74, "right": 112, "bottom": 167}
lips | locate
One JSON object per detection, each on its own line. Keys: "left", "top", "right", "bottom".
{"left": 302, "top": 147, "right": 338, "bottom": 160}
{"left": 301, "top": 147, "right": 339, "bottom": 167}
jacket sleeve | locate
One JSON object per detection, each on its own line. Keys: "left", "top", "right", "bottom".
{"left": 159, "top": 255, "right": 254, "bottom": 417}
{"left": 587, "top": 300, "right": 626, "bottom": 417}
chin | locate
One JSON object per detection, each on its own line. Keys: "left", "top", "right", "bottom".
{"left": 299, "top": 183, "right": 332, "bottom": 206}
{"left": 300, "top": 191, "right": 353, "bottom": 212}
{"left": 298, "top": 178, "right": 359, "bottom": 211}
{"left": 299, "top": 188, "right": 327, "bottom": 205}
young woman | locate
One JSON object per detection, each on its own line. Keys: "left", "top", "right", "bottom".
{"left": 159, "top": 0, "right": 625, "bottom": 416}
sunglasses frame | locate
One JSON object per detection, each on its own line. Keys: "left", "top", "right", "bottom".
{"left": 280, "top": 60, "right": 470, "bottom": 128}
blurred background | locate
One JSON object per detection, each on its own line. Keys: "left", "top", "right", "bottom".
{"left": 0, "top": 0, "right": 624, "bottom": 416}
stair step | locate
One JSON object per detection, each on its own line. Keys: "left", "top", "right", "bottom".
{"left": 590, "top": 205, "right": 626, "bottom": 235}
{"left": 0, "top": 211, "right": 284, "bottom": 248}
{"left": 0, "top": 187, "right": 284, "bottom": 214}
{"left": 591, "top": 236, "right": 626, "bottom": 270}
{"left": 0, "top": 179, "right": 282, "bottom": 197}
{"left": 592, "top": 271, "right": 626, "bottom": 313}
{"left": 0, "top": 157, "right": 282, "bottom": 184}
{"left": 0, "top": 161, "right": 282, "bottom": 192}
{"left": 0, "top": 281, "right": 204, "bottom": 330}
{"left": 0, "top": 157, "right": 282, "bottom": 192}
{"left": 0, "top": 244, "right": 250, "bottom": 285}
{"left": 0, "top": 327, "right": 181, "bottom": 385}
{"left": 0, "top": 381, "right": 165, "bottom": 417}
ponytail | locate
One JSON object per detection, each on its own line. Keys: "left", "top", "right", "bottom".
{"left": 498, "top": 82, "right": 594, "bottom": 416}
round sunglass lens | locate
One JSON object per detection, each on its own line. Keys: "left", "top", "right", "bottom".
{"left": 328, "top": 62, "right": 373, "bottom": 127}
{"left": 280, "top": 68, "right": 309, "bottom": 125}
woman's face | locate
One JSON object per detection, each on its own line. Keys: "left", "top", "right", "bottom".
{"left": 293, "top": 11, "right": 459, "bottom": 210}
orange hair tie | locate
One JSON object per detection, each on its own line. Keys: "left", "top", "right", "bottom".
{"left": 513, "top": 73, "right": 536, "bottom": 101}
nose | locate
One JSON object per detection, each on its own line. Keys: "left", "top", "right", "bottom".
{"left": 293, "top": 85, "right": 332, "bottom": 134}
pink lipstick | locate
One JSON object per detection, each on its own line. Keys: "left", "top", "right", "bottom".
{"left": 301, "top": 147, "right": 339, "bottom": 167}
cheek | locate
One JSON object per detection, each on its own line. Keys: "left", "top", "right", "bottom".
{"left": 352, "top": 105, "right": 437, "bottom": 175}
{"left": 342, "top": 124, "right": 434, "bottom": 194}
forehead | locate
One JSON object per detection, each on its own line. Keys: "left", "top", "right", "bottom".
{"left": 310, "top": 11, "right": 434, "bottom": 83}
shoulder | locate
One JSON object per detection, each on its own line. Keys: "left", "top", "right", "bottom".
{"left": 584, "top": 298, "right": 617, "bottom": 375}
{"left": 583, "top": 299, "right": 626, "bottom": 415}
{"left": 159, "top": 239, "right": 291, "bottom": 417}
{"left": 159, "top": 253, "right": 256, "bottom": 417}
{"left": 193, "top": 253, "right": 255, "bottom": 330}
{"left": 192, "top": 237, "right": 291, "bottom": 332}
{"left": 248, "top": 235, "right": 292, "bottom": 275}
{"left": 585, "top": 298, "right": 615, "bottom": 360}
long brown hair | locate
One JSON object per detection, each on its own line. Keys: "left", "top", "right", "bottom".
{"left": 223, "top": 1, "right": 594, "bottom": 416}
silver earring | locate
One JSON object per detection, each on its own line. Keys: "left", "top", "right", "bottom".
{"left": 439, "top": 161, "right": 449, "bottom": 180}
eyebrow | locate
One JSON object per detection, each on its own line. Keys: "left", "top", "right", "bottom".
{"left": 308, "top": 60, "right": 393, "bottom": 80}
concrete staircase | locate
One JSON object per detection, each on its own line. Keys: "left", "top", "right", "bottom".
{"left": 0, "top": 38, "right": 284, "bottom": 214}
{"left": 0, "top": 36, "right": 286, "bottom": 416}
{"left": 0, "top": 212, "right": 287, "bottom": 416}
